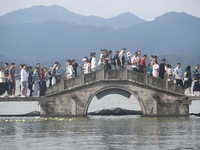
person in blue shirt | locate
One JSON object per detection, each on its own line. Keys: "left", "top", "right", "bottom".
{"left": 174, "top": 62, "right": 183, "bottom": 88}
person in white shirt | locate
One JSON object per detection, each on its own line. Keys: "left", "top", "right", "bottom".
{"left": 91, "top": 52, "right": 97, "bottom": 72}
{"left": 126, "top": 52, "right": 132, "bottom": 70}
{"left": 131, "top": 51, "right": 140, "bottom": 71}
{"left": 66, "top": 59, "right": 74, "bottom": 79}
{"left": 82, "top": 57, "right": 91, "bottom": 74}
{"left": 21, "top": 64, "right": 28, "bottom": 97}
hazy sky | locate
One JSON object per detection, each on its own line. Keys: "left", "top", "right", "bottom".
{"left": 0, "top": 0, "right": 200, "bottom": 20}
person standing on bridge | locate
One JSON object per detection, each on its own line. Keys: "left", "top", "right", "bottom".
{"left": 3, "top": 63, "right": 10, "bottom": 96}
{"left": 56, "top": 63, "right": 62, "bottom": 83}
{"left": 0, "top": 67, "right": 6, "bottom": 97}
{"left": 193, "top": 65, "right": 200, "bottom": 95}
{"left": 72, "top": 59, "right": 79, "bottom": 77}
{"left": 27, "top": 66, "right": 34, "bottom": 97}
{"left": 183, "top": 66, "right": 193, "bottom": 96}
{"left": 102, "top": 50, "right": 110, "bottom": 70}
{"left": 40, "top": 67, "right": 47, "bottom": 96}
{"left": 166, "top": 64, "right": 174, "bottom": 82}
{"left": 66, "top": 59, "right": 74, "bottom": 79}
{"left": 51, "top": 61, "right": 59, "bottom": 85}
{"left": 113, "top": 50, "right": 120, "bottom": 69}
{"left": 119, "top": 48, "right": 126, "bottom": 69}
{"left": 18, "top": 64, "right": 24, "bottom": 96}
{"left": 139, "top": 54, "right": 147, "bottom": 73}
{"left": 20, "top": 64, "right": 28, "bottom": 97}
{"left": 174, "top": 62, "right": 183, "bottom": 88}
{"left": 159, "top": 58, "right": 166, "bottom": 79}
{"left": 147, "top": 55, "right": 154, "bottom": 76}
{"left": 131, "top": 51, "right": 140, "bottom": 71}
{"left": 32, "top": 67, "right": 40, "bottom": 97}
{"left": 8, "top": 63, "right": 16, "bottom": 97}
{"left": 152, "top": 60, "right": 159, "bottom": 77}
{"left": 107, "top": 50, "right": 113, "bottom": 70}
{"left": 82, "top": 57, "right": 91, "bottom": 74}
{"left": 126, "top": 52, "right": 132, "bottom": 70}
{"left": 98, "top": 49, "right": 104, "bottom": 68}
{"left": 90, "top": 52, "right": 97, "bottom": 72}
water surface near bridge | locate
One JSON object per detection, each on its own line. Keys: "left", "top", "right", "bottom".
{"left": 0, "top": 115, "right": 200, "bottom": 150}
{"left": 1, "top": 85, "right": 200, "bottom": 150}
{"left": 0, "top": 95, "right": 200, "bottom": 150}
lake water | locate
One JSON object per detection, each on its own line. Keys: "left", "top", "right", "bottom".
{"left": 0, "top": 81, "right": 200, "bottom": 150}
{"left": 1, "top": 95, "right": 200, "bottom": 150}
{"left": 0, "top": 115, "right": 200, "bottom": 150}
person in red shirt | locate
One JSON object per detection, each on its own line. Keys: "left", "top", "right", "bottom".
{"left": 39, "top": 67, "right": 47, "bottom": 96}
{"left": 139, "top": 54, "right": 147, "bottom": 73}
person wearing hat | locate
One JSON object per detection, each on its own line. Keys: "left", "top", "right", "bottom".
{"left": 126, "top": 52, "right": 132, "bottom": 70}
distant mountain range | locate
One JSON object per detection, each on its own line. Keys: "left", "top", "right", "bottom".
{"left": 0, "top": 5, "right": 145, "bottom": 28}
{"left": 0, "top": 5, "right": 199, "bottom": 66}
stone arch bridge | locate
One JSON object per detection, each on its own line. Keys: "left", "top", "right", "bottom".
{"left": 40, "top": 69, "right": 189, "bottom": 117}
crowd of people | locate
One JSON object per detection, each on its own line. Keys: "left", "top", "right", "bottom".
{"left": 66, "top": 48, "right": 200, "bottom": 96}
{"left": 0, "top": 48, "right": 200, "bottom": 97}
{"left": 0, "top": 62, "right": 61, "bottom": 97}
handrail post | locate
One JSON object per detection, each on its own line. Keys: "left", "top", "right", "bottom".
{"left": 145, "top": 74, "right": 148, "bottom": 85}
{"left": 127, "top": 69, "right": 129, "bottom": 79}
{"left": 81, "top": 73, "right": 85, "bottom": 84}
{"left": 166, "top": 79, "right": 169, "bottom": 90}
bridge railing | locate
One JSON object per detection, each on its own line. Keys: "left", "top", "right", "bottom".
{"left": 46, "top": 69, "right": 183, "bottom": 95}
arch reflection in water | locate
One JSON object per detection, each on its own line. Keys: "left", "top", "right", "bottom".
{"left": 88, "top": 94, "right": 141, "bottom": 114}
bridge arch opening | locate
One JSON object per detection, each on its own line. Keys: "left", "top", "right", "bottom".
{"left": 86, "top": 88, "right": 142, "bottom": 115}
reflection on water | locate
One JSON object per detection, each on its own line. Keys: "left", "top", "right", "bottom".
{"left": 0, "top": 116, "right": 200, "bottom": 150}
{"left": 88, "top": 94, "right": 141, "bottom": 113}
{"left": 88, "top": 94, "right": 200, "bottom": 115}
